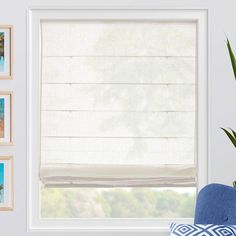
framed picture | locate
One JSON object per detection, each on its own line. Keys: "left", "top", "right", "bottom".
{"left": 0, "top": 92, "right": 12, "bottom": 145}
{"left": 0, "top": 25, "right": 12, "bottom": 79}
{"left": 0, "top": 156, "right": 13, "bottom": 211}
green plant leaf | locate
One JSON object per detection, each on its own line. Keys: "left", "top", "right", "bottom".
{"left": 230, "top": 128, "right": 236, "bottom": 139}
{"left": 221, "top": 128, "right": 236, "bottom": 148}
{"left": 227, "top": 38, "right": 236, "bottom": 80}
{"left": 233, "top": 181, "right": 236, "bottom": 188}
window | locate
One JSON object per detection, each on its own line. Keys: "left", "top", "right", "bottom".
{"left": 28, "top": 9, "right": 208, "bottom": 231}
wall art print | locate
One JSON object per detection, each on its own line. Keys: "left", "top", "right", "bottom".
{"left": 0, "top": 92, "right": 12, "bottom": 145}
{"left": 0, "top": 26, "right": 12, "bottom": 79}
{"left": 0, "top": 156, "right": 13, "bottom": 211}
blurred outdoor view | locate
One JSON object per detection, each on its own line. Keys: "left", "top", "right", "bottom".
{"left": 41, "top": 187, "right": 196, "bottom": 218}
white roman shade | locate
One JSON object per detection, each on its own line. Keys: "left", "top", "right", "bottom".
{"left": 40, "top": 21, "right": 197, "bottom": 187}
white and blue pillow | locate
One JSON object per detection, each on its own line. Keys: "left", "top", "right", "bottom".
{"left": 170, "top": 223, "right": 236, "bottom": 236}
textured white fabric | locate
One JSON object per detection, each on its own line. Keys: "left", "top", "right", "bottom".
{"left": 40, "top": 21, "right": 197, "bottom": 187}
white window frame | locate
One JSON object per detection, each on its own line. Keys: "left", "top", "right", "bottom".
{"left": 27, "top": 7, "right": 208, "bottom": 232}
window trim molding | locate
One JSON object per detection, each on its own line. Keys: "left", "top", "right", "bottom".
{"left": 27, "top": 7, "right": 208, "bottom": 232}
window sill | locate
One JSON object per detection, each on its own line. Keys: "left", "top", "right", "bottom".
{"left": 28, "top": 218, "right": 194, "bottom": 232}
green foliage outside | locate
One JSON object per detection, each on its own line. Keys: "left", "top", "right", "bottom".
{"left": 41, "top": 187, "right": 195, "bottom": 218}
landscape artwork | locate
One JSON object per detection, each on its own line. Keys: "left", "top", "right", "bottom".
{"left": 0, "top": 32, "right": 4, "bottom": 72}
{"left": 0, "top": 98, "right": 4, "bottom": 138}
{"left": 0, "top": 157, "right": 13, "bottom": 210}
{"left": 0, "top": 93, "right": 12, "bottom": 145}
{"left": 0, "top": 26, "right": 12, "bottom": 79}
{"left": 0, "top": 163, "right": 4, "bottom": 203}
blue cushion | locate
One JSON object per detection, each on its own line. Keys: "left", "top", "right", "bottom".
{"left": 194, "top": 184, "right": 236, "bottom": 225}
{"left": 170, "top": 223, "right": 236, "bottom": 236}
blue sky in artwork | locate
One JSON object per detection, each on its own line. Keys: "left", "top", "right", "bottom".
{"left": 0, "top": 163, "right": 4, "bottom": 185}
{"left": 0, "top": 57, "right": 4, "bottom": 72}
{"left": 0, "top": 98, "right": 4, "bottom": 119}
{"left": 0, "top": 163, "right": 4, "bottom": 203}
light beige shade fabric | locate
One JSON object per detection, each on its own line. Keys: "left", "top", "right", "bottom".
{"left": 40, "top": 164, "right": 196, "bottom": 187}
{"left": 40, "top": 21, "right": 197, "bottom": 187}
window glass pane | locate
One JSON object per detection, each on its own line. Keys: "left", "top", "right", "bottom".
{"left": 41, "top": 187, "right": 196, "bottom": 218}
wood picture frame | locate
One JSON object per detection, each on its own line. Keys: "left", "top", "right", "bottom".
{"left": 0, "top": 91, "right": 13, "bottom": 145}
{"left": 0, "top": 25, "right": 13, "bottom": 80}
{"left": 0, "top": 156, "right": 13, "bottom": 211}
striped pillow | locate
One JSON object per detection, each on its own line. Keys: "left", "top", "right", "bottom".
{"left": 170, "top": 223, "right": 236, "bottom": 236}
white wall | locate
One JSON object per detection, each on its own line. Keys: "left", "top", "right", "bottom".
{"left": 0, "top": 0, "right": 236, "bottom": 235}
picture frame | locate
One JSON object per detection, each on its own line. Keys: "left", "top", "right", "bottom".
{"left": 0, "top": 92, "right": 12, "bottom": 145}
{"left": 0, "top": 25, "right": 13, "bottom": 79}
{"left": 0, "top": 156, "right": 13, "bottom": 211}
